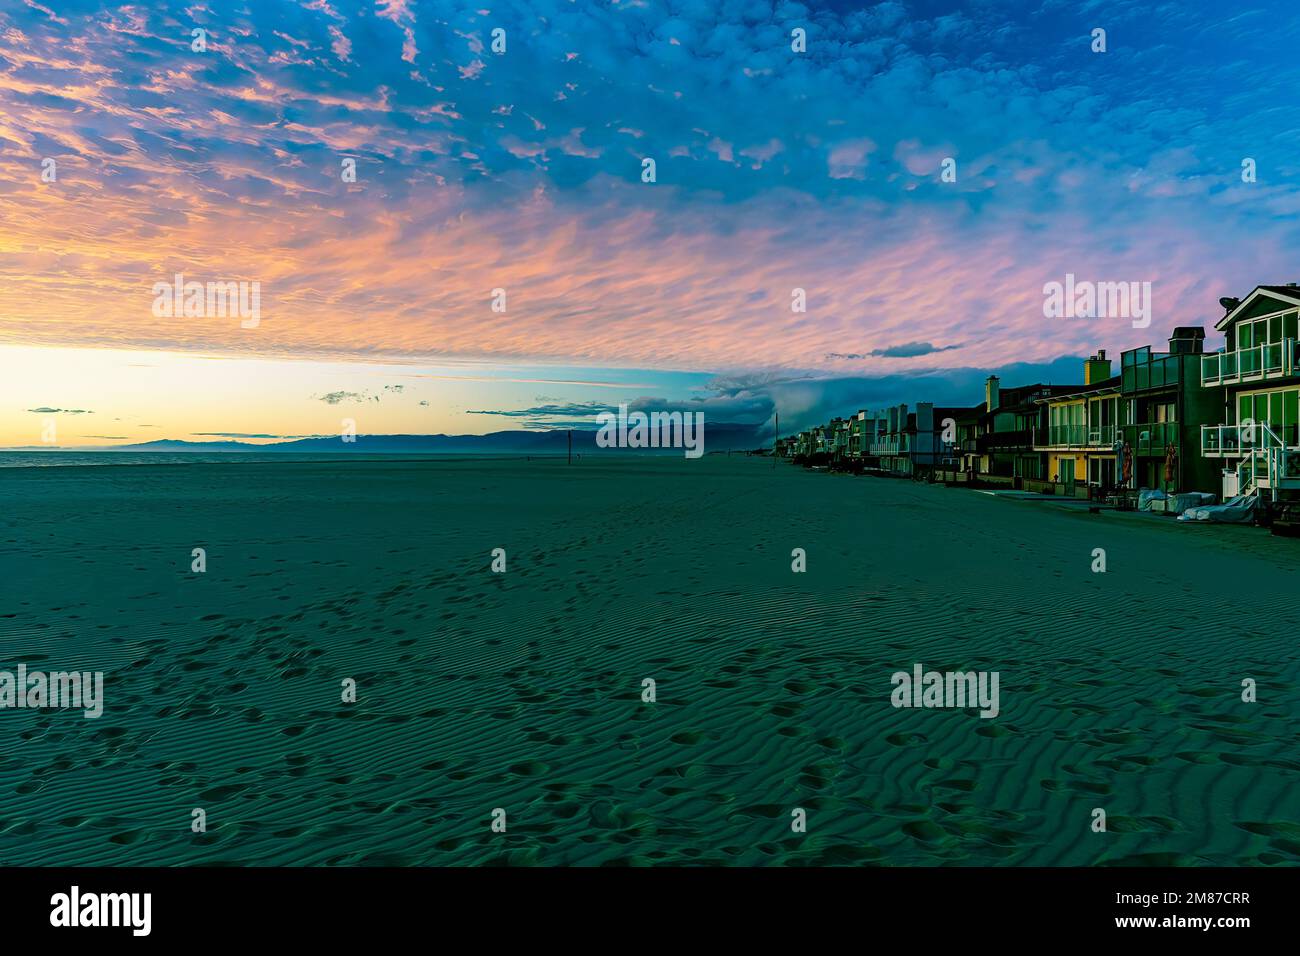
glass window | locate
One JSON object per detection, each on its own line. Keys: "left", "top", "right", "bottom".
{"left": 1286, "top": 312, "right": 1298, "bottom": 342}
{"left": 1270, "top": 315, "right": 1282, "bottom": 343}
{"left": 1240, "top": 323, "right": 1253, "bottom": 349}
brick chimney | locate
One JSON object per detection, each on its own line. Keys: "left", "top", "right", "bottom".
{"left": 1084, "top": 350, "right": 1111, "bottom": 384}
{"left": 985, "top": 375, "right": 1000, "bottom": 412}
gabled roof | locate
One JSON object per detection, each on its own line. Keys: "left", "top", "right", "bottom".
{"left": 1217, "top": 285, "right": 1300, "bottom": 331}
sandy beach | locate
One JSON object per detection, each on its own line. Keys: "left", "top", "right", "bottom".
{"left": 0, "top": 455, "right": 1297, "bottom": 866}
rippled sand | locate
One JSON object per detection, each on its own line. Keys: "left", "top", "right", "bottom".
{"left": 0, "top": 456, "right": 1297, "bottom": 866}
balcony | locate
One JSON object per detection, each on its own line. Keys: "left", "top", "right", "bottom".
{"left": 978, "top": 429, "right": 1037, "bottom": 453}
{"left": 1038, "top": 424, "right": 1117, "bottom": 449}
{"left": 1121, "top": 422, "right": 1178, "bottom": 455}
{"left": 1201, "top": 339, "right": 1299, "bottom": 386}
{"left": 1202, "top": 422, "right": 1300, "bottom": 457}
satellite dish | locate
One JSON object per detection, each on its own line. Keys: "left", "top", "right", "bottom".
{"left": 1219, "top": 297, "right": 1240, "bottom": 311}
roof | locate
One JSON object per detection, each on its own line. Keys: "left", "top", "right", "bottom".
{"left": 933, "top": 403, "right": 985, "bottom": 423}
{"left": 1216, "top": 285, "right": 1300, "bottom": 331}
{"left": 1032, "top": 374, "right": 1122, "bottom": 404}
{"left": 994, "top": 383, "right": 1085, "bottom": 410}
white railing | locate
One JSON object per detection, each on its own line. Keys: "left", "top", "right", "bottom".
{"left": 1202, "top": 338, "right": 1298, "bottom": 386}
{"left": 1227, "top": 422, "right": 1298, "bottom": 499}
{"left": 1202, "top": 420, "right": 1298, "bottom": 457}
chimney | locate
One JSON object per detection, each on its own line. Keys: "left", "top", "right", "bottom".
{"left": 1169, "top": 326, "right": 1206, "bottom": 355}
{"left": 985, "top": 375, "right": 1000, "bottom": 412}
{"left": 1084, "top": 350, "right": 1112, "bottom": 385}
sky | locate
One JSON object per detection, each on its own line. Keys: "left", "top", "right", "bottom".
{"left": 2, "top": 0, "right": 1300, "bottom": 446}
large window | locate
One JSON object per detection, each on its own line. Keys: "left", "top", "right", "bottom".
{"left": 1238, "top": 387, "right": 1300, "bottom": 446}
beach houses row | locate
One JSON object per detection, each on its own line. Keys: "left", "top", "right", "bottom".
{"left": 776, "top": 285, "right": 1300, "bottom": 504}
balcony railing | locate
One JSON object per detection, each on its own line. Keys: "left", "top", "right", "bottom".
{"left": 1201, "top": 421, "right": 1300, "bottom": 457}
{"left": 978, "top": 428, "right": 1037, "bottom": 452}
{"left": 1041, "top": 424, "right": 1117, "bottom": 448}
{"left": 1122, "top": 422, "right": 1178, "bottom": 455}
{"left": 1202, "top": 339, "right": 1299, "bottom": 386}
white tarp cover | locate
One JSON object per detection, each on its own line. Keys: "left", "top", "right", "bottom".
{"left": 1177, "top": 493, "right": 1258, "bottom": 523}
{"left": 1137, "top": 488, "right": 1166, "bottom": 512}
{"left": 1167, "top": 492, "right": 1216, "bottom": 515}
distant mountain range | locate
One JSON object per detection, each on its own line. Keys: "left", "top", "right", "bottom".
{"left": 9, "top": 425, "right": 771, "bottom": 454}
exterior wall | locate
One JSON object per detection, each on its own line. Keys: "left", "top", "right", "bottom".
{"left": 1120, "top": 346, "right": 1221, "bottom": 494}
{"left": 1048, "top": 453, "right": 1083, "bottom": 482}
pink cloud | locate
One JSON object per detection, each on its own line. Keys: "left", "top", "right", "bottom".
{"left": 827, "top": 138, "right": 876, "bottom": 180}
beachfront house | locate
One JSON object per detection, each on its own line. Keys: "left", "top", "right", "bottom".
{"left": 811, "top": 424, "right": 828, "bottom": 457}
{"left": 955, "top": 407, "right": 983, "bottom": 477}
{"left": 1032, "top": 351, "right": 1121, "bottom": 496}
{"left": 829, "top": 416, "right": 851, "bottom": 461}
{"left": 977, "top": 376, "right": 1083, "bottom": 484}
{"left": 904, "top": 402, "right": 983, "bottom": 479}
{"left": 850, "top": 409, "right": 887, "bottom": 465}
{"left": 1117, "top": 327, "right": 1221, "bottom": 495}
{"left": 932, "top": 404, "right": 983, "bottom": 477}
{"left": 873, "top": 404, "right": 912, "bottom": 474}
{"left": 1200, "top": 286, "right": 1300, "bottom": 500}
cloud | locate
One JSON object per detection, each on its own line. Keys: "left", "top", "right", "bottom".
{"left": 0, "top": 0, "right": 1292, "bottom": 381}
{"left": 756, "top": 354, "right": 1094, "bottom": 433}
{"left": 467, "top": 402, "right": 610, "bottom": 418}
{"left": 827, "top": 342, "right": 963, "bottom": 360}
{"left": 467, "top": 390, "right": 777, "bottom": 431}
{"left": 314, "top": 391, "right": 368, "bottom": 405}
{"left": 27, "top": 407, "right": 92, "bottom": 414}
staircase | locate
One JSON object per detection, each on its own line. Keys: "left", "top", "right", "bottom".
{"left": 1236, "top": 423, "right": 1300, "bottom": 500}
